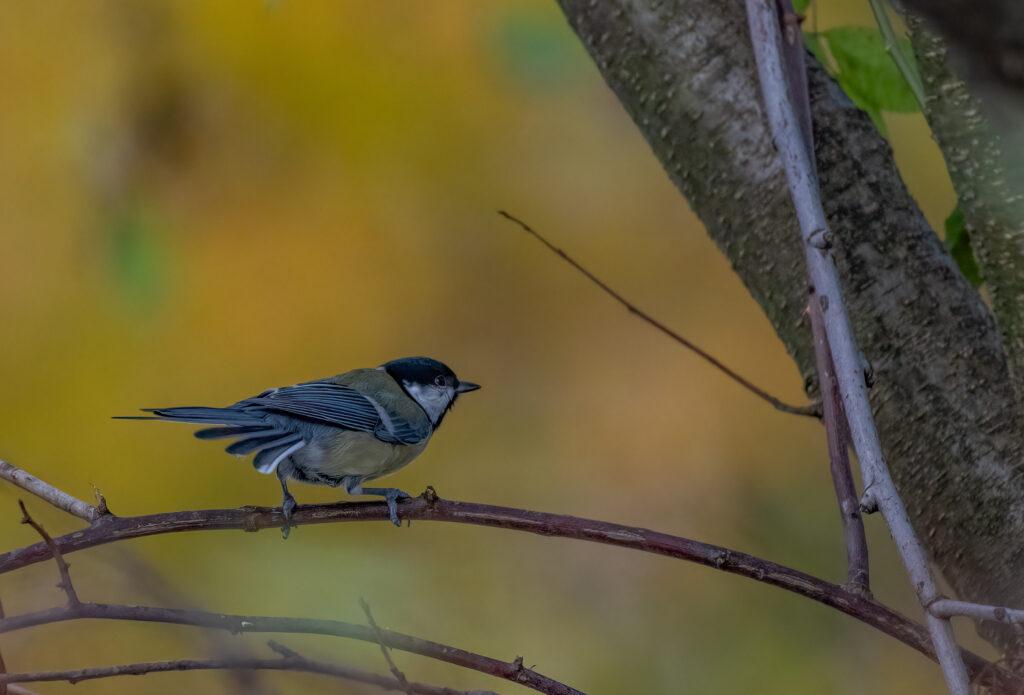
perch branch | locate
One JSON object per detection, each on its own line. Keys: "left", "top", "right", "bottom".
{"left": 745, "top": 0, "right": 970, "bottom": 691}
{"left": 498, "top": 211, "right": 820, "bottom": 418}
{"left": 0, "top": 491, "right": 1014, "bottom": 690}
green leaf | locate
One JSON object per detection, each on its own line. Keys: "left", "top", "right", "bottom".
{"left": 791, "top": 0, "right": 811, "bottom": 14}
{"left": 823, "top": 26, "right": 920, "bottom": 115}
{"left": 945, "top": 206, "right": 983, "bottom": 287}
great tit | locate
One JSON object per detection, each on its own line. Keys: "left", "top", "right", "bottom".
{"left": 121, "top": 357, "right": 480, "bottom": 532}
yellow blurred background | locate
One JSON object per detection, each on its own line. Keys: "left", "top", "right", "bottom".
{"left": 0, "top": 1, "right": 973, "bottom": 693}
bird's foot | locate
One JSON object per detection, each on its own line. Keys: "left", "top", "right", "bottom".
{"left": 362, "top": 487, "right": 412, "bottom": 527}
{"left": 280, "top": 493, "right": 297, "bottom": 539}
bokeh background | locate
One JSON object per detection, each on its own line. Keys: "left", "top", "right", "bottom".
{"left": 0, "top": 1, "right": 980, "bottom": 693}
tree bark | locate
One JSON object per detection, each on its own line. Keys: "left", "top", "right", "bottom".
{"left": 555, "top": 0, "right": 1024, "bottom": 652}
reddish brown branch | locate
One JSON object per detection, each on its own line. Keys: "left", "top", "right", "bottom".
{"left": 0, "top": 492, "right": 1015, "bottom": 689}
{"left": 497, "top": 211, "right": 821, "bottom": 418}
{"left": 808, "top": 290, "right": 870, "bottom": 593}
{"left": 0, "top": 655, "right": 497, "bottom": 694}
{"left": 0, "top": 601, "right": 579, "bottom": 695}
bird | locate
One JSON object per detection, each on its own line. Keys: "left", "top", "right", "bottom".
{"left": 118, "top": 357, "right": 480, "bottom": 534}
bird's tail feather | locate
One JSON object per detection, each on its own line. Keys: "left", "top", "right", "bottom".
{"left": 253, "top": 438, "right": 305, "bottom": 474}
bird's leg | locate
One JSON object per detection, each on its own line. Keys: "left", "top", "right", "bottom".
{"left": 278, "top": 470, "right": 297, "bottom": 539}
{"left": 362, "top": 487, "right": 412, "bottom": 527}
{"left": 341, "top": 477, "right": 409, "bottom": 527}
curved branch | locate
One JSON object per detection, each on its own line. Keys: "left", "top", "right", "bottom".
{"left": 0, "top": 602, "right": 569, "bottom": 695}
{"left": 0, "top": 654, "right": 497, "bottom": 695}
{"left": 0, "top": 492, "right": 1013, "bottom": 689}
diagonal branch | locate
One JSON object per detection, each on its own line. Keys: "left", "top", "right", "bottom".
{"left": 744, "top": 0, "right": 970, "bottom": 691}
{"left": 0, "top": 462, "right": 99, "bottom": 523}
{"left": 0, "top": 492, "right": 1016, "bottom": 690}
{"left": 361, "top": 599, "right": 414, "bottom": 695}
{"left": 498, "top": 211, "right": 820, "bottom": 418}
{"left": 0, "top": 655, "right": 498, "bottom": 695}
{"left": 17, "top": 501, "right": 79, "bottom": 607}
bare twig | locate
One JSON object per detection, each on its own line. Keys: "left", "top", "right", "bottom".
{"left": 0, "top": 462, "right": 99, "bottom": 523}
{"left": 361, "top": 598, "right": 413, "bottom": 694}
{"left": 497, "top": 211, "right": 820, "bottom": 419}
{"left": 808, "top": 290, "right": 870, "bottom": 593}
{"left": 0, "top": 656, "right": 498, "bottom": 694}
{"left": 931, "top": 600, "right": 1024, "bottom": 625}
{"left": 0, "top": 496, "right": 1016, "bottom": 691}
{"left": 745, "top": 1, "right": 971, "bottom": 692}
{"left": 17, "top": 501, "right": 79, "bottom": 607}
{"left": 0, "top": 601, "right": 580, "bottom": 695}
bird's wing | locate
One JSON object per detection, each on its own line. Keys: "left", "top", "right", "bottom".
{"left": 240, "top": 381, "right": 429, "bottom": 444}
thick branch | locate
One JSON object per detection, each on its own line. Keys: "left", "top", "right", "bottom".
{"left": 897, "top": 0, "right": 1024, "bottom": 94}
{"left": 553, "top": 0, "right": 1024, "bottom": 651}
{"left": 0, "top": 655, "right": 497, "bottom": 695}
{"left": 0, "top": 494, "right": 1014, "bottom": 689}
{"left": 906, "top": 16, "right": 1024, "bottom": 411}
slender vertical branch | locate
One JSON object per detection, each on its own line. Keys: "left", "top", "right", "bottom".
{"left": 808, "top": 290, "right": 869, "bottom": 593}
{"left": 744, "top": 1, "right": 970, "bottom": 692}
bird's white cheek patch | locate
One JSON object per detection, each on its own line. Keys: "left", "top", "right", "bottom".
{"left": 403, "top": 382, "right": 452, "bottom": 423}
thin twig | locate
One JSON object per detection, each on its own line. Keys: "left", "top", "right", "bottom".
{"left": 17, "top": 501, "right": 79, "bottom": 607}
{"left": 0, "top": 496, "right": 1016, "bottom": 691}
{"left": 808, "top": 289, "right": 870, "bottom": 593}
{"left": 361, "top": 598, "right": 413, "bottom": 694}
{"left": 931, "top": 600, "right": 1024, "bottom": 625}
{"left": 0, "top": 656, "right": 498, "bottom": 694}
{"left": 866, "top": 0, "right": 927, "bottom": 110}
{"left": 497, "top": 210, "right": 820, "bottom": 419}
{"left": 0, "top": 601, "right": 580, "bottom": 695}
{"left": 745, "top": 1, "right": 970, "bottom": 692}
{"left": 0, "top": 462, "right": 99, "bottom": 523}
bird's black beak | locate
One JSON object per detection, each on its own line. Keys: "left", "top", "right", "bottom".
{"left": 456, "top": 381, "right": 481, "bottom": 394}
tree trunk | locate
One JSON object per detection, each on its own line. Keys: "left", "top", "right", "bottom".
{"left": 555, "top": 0, "right": 1024, "bottom": 652}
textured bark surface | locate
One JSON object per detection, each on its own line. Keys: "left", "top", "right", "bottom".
{"left": 897, "top": 0, "right": 1024, "bottom": 93}
{"left": 555, "top": 0, "right": 1024, "bottom": 650}
{"left": 907, "top": 16, "right": 1024, "bottom": 413}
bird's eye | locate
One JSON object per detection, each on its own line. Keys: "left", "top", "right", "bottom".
{"left": 434, "top": 375, "right": 446, "bottom": 387}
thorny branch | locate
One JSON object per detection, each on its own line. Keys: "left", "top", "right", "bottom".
{"left": 745, "top": 0, "right": 971, "bottom": 691}
{"left": 497, "top": 211, "right": 821, "bottom": 418}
